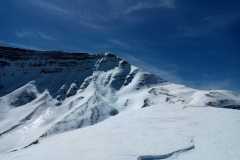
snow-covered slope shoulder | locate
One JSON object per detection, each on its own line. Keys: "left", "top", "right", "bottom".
{"left": 0, "top": 46, "right": 240, "bottom": 160}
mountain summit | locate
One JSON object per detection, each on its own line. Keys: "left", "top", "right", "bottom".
{"left": 0, "top": 46, "right": 240, "bottom": 160}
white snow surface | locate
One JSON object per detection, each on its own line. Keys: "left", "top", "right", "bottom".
{"left": 0, "top": 51, "right": 240, "bottom": 160}
{"left": 1, "top": 105, "right": 240, "bottom": 160}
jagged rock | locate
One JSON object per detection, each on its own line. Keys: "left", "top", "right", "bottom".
{"left": 109, "top": 108, "right": 119, "bottom": 116}
{"left": 142, "top": 99, "right": 152, "bottom": 108}
{"left": 66, "top": 83, "right": 78, "bottom": 97}
{"left": 10, "top": 90, "right": 37, "bottom": 107}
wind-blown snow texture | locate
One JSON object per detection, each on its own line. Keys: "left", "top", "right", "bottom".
{"left": 0, "top": 46, "right": 240, "bottom": 160}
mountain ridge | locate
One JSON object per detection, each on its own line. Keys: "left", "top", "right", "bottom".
{"left": 0, "top": 46, "right": 240, "bottom": 159}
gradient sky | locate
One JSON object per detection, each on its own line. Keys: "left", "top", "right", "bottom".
{"left": 1, "top": 0, "right": 240, "bottom": 91}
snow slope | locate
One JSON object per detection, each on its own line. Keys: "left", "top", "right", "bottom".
{"left": 1, "top": 104, "right": 240, "bottom": 160}
{"left": 0, "top": 46, "right": 240, "bottom": 159}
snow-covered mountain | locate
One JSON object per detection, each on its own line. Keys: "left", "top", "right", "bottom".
{"left": 0, "top": 46, "right": 240, "bottom": 160}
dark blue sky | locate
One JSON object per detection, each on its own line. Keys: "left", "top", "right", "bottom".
{"left": 1, "top": 0, "right": 240, "bottom": 91}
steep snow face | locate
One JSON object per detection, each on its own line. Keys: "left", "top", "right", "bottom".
{"left": 0, "top": 46, "right": 166, "bottom": 152}
{"left": 0, "top": 46, "right": 240, "bottom": 159}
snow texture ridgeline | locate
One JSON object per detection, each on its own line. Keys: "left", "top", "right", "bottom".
{"left": 0, "top": 46, "right": 240, "bottom": 160}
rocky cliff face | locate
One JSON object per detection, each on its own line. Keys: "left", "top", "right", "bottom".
{"left": 0, "top": 46, "right": 164, "bottom": 97}
{"left": 0, "top": 46, "right": 239, "bottom": 153}
{"left": 0, "top": 46, "right": 166, "bottom": 152}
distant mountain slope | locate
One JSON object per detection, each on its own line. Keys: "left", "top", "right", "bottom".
{"left": 0, "top": 46, "right": 240, "bottom": 159}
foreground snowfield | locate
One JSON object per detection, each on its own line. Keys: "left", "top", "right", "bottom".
{"left": 1, "top": 104, "right": 240, "bottom": 160}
